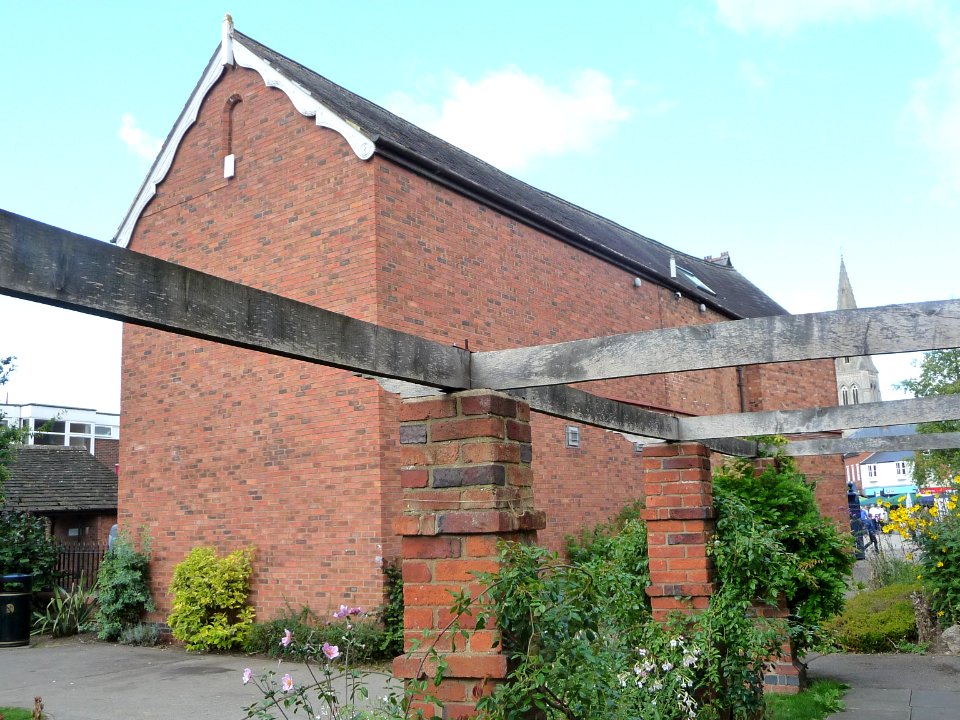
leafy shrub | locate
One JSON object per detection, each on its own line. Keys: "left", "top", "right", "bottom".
{"left": 475, "top": 514, "right": 783, "bottom": 720}
{"left": 95, "top": 533, "right": 154, "bottom": 641}
{"left": 713, "top": 453, "right": 854, "bottom": 626}
{"left": 119, "top": 622, "right": 162, "bottom": 646}
{"left": 0, "top": 508, "right": 58, "bottom": 591}
{"left": 866, "top": 551, "right": 918, "bottom": 590}
{"left": 824, "top": 583, "right": 918, "bottom": 653}
{"left": 914, "top": 497, "right": 960, "bottom": 624}
{"left": 245, "top": 604, "right": 394, "bottom": 665}
{"left": 168, "top": 546, "right": 255, "bottom": 651}
{"left": 32, "top": 578, "right": 97, "bottom": 637}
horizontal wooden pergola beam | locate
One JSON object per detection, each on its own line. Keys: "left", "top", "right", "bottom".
{"left": 470, "top": 300, "right": 960, "bottom": 388}
{"left": 0, "top": 209, "right": 471, "bottom": 389}
{"left": 510, "top": 386, "right": 681, "bottom": 439}
{"left": 679, "top": 395, "right": 960, "bottom": 440}
{"left": 783, "top": 432, "right": 960, "bottom": 457}
{"left": 2, "top": 208, "right": 954, "bottom": 462}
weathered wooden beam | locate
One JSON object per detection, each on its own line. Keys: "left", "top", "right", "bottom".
{"left": 471, "top": 300, "right": 960, "bottom": 388}
{"left": 783, "top": 432, "right": 960, "bottom": 456}
{"left": 0, "top": 209, "right": 471, "bottom": 389}
{"left": 678, "top": 396, "right": 960, "bottom": 440}
{"left": 509, "top": 386, "right": 682, "bottom": 440}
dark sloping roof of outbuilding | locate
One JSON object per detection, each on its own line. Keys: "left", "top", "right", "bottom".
{"left": 229, "top": 31, "right": 787, "bottom": 320}
{"left": 4, "top": 445, "right": 118, "bottom": 513}
{"left": 863, "top": 450, "right": 915, "bottom": 464}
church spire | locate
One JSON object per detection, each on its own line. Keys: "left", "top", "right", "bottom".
{"left": 837, "top": 257, "right": 858, "bottom": 310}
{"left": 834, "top": 256, "right": 880, "bottom": 406}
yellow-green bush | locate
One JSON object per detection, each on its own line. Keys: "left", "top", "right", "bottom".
{"left": 167, "top": 546, "right": 255, "bottom": 651}
{"left": 824, "top": 583, "right": 918, "bottom": 653}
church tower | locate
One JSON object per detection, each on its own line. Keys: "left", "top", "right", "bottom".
{"left": 835, "top": 258, "right": 882, "bottom": 405}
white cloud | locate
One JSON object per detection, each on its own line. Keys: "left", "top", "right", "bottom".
{"left": 714, "top": 0, "right": 920, "bottom": 34}
{"left": 908, "top": 11, "right": 960, "bottom": 198}
{"left": 119, "top": 113, "right": 162, "bottom": 161}
{"left": 385, "top": 67, "right": 630, "bottom": 172}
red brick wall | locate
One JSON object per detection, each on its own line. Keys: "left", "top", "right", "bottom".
{"left": 372, "top": 160, "right": 746, "bottom": 551}
{"left": 93, "top": 438, "right": 119, "bottom": 473}
{"left": 120, "top": 62, "right": 846, "bottom": 621}
{"left": 121, "top": 65, "right": 395, "bottom": 619}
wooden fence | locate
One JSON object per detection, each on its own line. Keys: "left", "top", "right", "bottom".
{"left": 56, "top": 543, "right": 107, "bottom": 589}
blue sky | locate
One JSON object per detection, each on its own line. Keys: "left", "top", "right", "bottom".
{"left": 1, "top": 0, "right": 957, "bottom": 413}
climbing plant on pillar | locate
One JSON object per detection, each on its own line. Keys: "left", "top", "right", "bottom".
{"left": 712, "top": 449, "right": 854, "bottom": 629}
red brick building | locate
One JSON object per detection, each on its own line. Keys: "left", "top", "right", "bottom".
{"left": 116, "top": 22, "right": 846, "bottom": 620}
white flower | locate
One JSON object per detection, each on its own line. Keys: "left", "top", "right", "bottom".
{"left": 661, "top": 662, "right": 674, "bottom": 672}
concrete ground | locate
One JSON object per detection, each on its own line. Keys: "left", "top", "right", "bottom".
{"left": 4, "top": 622, "right": 959, "bottom": 719}
{"left": 808, "top": 653, "right": 960, "bottom": 720}
{"left": 0, "top": 634, "right": 396, "bottom": 720}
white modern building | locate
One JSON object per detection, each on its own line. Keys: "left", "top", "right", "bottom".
{"left": 0, "top": 403, "right": 119, "bottom": 456}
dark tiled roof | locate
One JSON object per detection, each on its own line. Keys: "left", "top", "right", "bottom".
{"left": 4, "top": 446, "right": 118, "bottom": 513}
{"left": 230, "top": 31, "right": 787, "bottom": 320}
{"left": 863, "top": 450, "right": 915, "bottom": 464}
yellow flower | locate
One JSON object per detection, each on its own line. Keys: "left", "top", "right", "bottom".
{"left": 918, "top": 574, "right": 923, "bottom": 580}
{"left": 906, "top": 553, "right": 914, "bottom": 561}
{"left": 938, "top": 561, "right": 945, "bottom": 567}
{"left": 939, "top": 611, "right": 945, "bottom": 617}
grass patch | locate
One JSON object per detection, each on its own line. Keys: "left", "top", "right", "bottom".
{"left": 0, "top": 707, "right": 35, "bottom": 720}
{"left": 764, "top": 680, "right": 846, "bottom": 720}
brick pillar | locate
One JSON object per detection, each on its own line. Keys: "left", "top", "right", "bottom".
{"left": 753, "top": 596, "right": 806, "bottom": 694}
{"left": 392, "top": 390, "right": 545, "bottom": 719}
{"left": 639, "top": 442, "right": 716, "bottom": 621}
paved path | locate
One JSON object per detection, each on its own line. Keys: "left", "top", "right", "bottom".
{"left": 5, "top": 635, "right": 960, "bottom": 719}
{"left": 0, "top": 635, "right": 396, "bottom": 720}
{"left": 807, "top": 653, "right": 960, "bottom": 720}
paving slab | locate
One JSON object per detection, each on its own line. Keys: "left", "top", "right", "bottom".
{"left": 807, "top": 652, "right": 960, "bottom": 720}
{"left": 0, "top": 635, "right": 396, "bottom": 720}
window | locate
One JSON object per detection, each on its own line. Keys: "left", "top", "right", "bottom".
{"left": 565, "top": 426, "right": 581, "bottom": 448}
{"left": 843, "top": 357, "right": 850, "bottom": 364}
{"left": 867, "top": 465, "right": 877, "bottom": 477}
{"left": 677, "top": 267, "right": 717, "bottom": 295}
{"left": 70, "top": 437, "right": 92, "bottom": 450}
{"left": 896, "top": 461, "right": 908, "bottom": 476}
{"left": 95, "top": 425, "right": 113, "bottom": 437}
{"left": 840, "top": 386, "right": 848, "bottom": 405}
{"left": 851, "top": 385, "right": 860, "bottom": 404}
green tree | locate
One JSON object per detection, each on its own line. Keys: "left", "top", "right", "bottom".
{"left": 0, "top": 356, "right": 23, "bottom": 499}
{"left": 897, "top": 349, "right": 960, "bottom": 485}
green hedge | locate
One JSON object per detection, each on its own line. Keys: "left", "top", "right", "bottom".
{"left": 824, "top": 583, "right": 918, "bottom": 653}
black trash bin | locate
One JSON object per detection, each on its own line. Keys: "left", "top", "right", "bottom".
{"left": 0, "top": 573, "right": 33, "bottom": 647}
